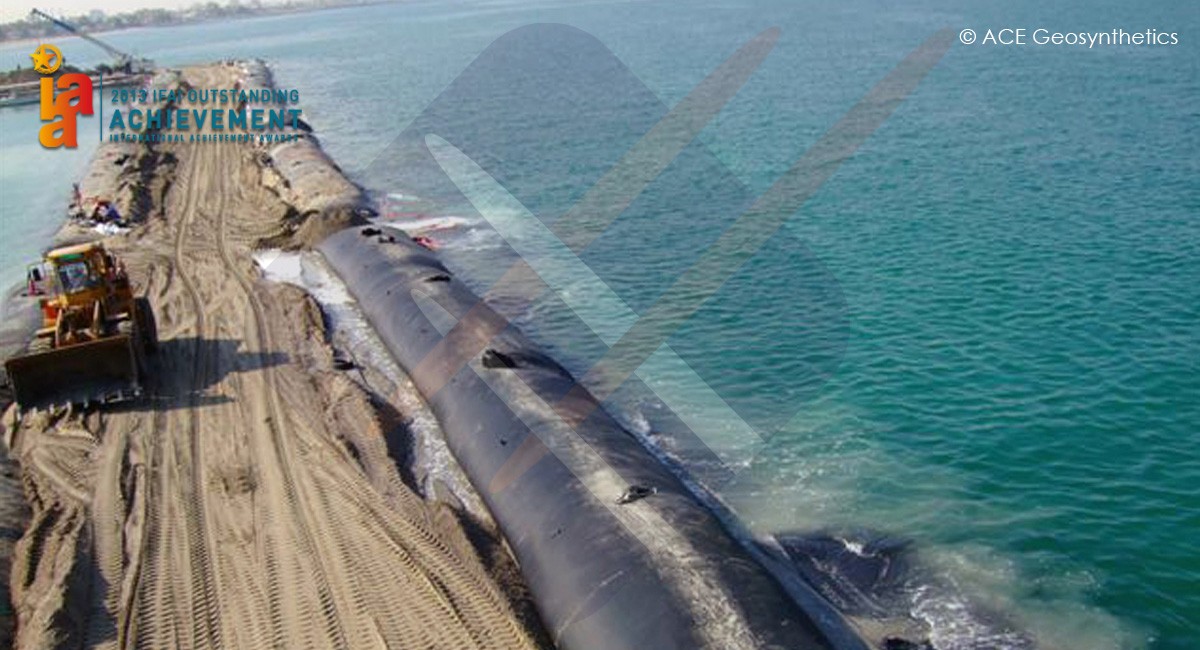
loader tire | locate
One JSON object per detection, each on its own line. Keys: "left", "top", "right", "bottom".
{"left": 135, "top": 297, "right": 158, "bottom": 355}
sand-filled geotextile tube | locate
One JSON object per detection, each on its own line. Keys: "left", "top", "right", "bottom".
{"left": 318, "top": 227, "right": 869, "bottom": 650}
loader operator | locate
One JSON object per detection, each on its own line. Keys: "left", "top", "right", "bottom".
{"left": 58, "top": 260, "right": 98, "bottom": 293}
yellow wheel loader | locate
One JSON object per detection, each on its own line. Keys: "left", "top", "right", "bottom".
{"left": 4, "top": 242, "right": 157, "bottom": 410}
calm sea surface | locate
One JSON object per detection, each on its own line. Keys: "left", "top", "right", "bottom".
{"left": 1, "top": 1, "right": 1196, "bottom": 647}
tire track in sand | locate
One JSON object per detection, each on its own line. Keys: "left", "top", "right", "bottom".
{"left": 130, "top": 139, "right": 224, "bottom": 650}
{"left": 209, "top": 138, "right": 354, "bottom": 650}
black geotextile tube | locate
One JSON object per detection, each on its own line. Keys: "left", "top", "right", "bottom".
{"left": 318, "top": 227, "right": 868, "bottom": 650}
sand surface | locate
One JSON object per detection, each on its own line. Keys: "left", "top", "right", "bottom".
{"left": 3, "top": 64, "right": 546, "bottom": 650}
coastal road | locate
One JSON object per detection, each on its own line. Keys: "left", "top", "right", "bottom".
{"left": 6, "top": 64, "right": 543, "bottom": 650}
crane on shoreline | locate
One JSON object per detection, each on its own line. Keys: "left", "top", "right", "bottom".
{"left": 29, "top": 8, "right": 154, "bottom": 74}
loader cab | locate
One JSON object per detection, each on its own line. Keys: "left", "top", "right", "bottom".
{"left": 44, "top": 243, "right": 114, "bottom": 306}
{"left": 56, "top": 258, "right": 101, "bottom": 293}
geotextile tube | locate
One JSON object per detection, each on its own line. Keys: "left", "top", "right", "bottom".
{"left": 318, "top": 227, "right": 868, "bottom": 650}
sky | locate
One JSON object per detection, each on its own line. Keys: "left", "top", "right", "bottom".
{"left": 2, "top": 1, "right": 243, "bottom": 24}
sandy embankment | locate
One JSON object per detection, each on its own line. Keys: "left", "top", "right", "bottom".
{"left": 2, "top": 61, "right": 548, "bottom": 649}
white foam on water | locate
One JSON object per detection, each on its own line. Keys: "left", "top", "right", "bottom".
{"left": 440, "top": 223, "right": 505, "bottom": 253}
{"left": 912, "top": 584, "right": 1023, "bottom": 650}
{"left": 726, "top": 398, "right": 892, "bottom": 535}
{"left": 839, "top": 538, "right": 867, "bottom": 557}
{"left": 911, "top": 543, "right": 1145, "bottom": 650}
{"left": 620, "top": 406, "right": 653, "bottom": 437}
{"left": 252, "top": 249, "right": 486, "bottom": 517}
{"left": 377, "top": 215, "right": 471, "bottom": 234}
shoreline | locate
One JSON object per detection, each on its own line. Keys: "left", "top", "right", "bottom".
{"left": 0, "top": 2, "right": 397, "bottom": 47}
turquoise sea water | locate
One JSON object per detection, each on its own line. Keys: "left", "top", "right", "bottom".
{"left": 1, "top": 1, "right": 1196, "bottom": 647}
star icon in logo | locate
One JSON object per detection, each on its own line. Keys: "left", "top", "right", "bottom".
{"left": 30, "top": 44, "right": 63, "bottom": 75}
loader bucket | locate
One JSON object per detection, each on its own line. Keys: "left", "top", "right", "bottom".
{"left": 3, "top": 335, "right": 141, "bottom": 410}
